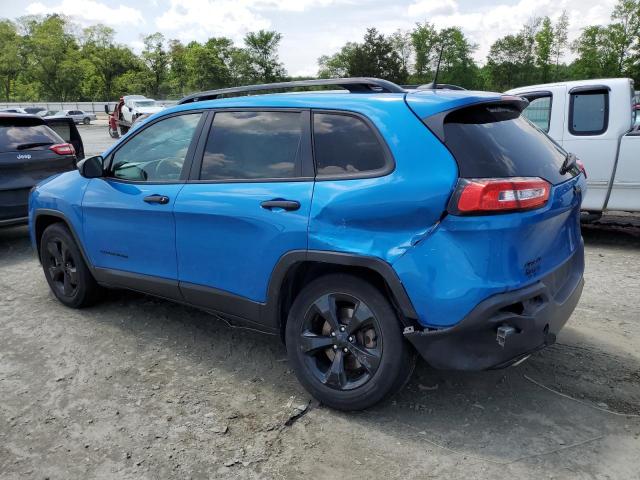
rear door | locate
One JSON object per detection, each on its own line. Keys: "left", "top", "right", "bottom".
{"left": 173, "top": 109, "right": 314, "bottom": 326}
{"left": 82, "top": 111, "right": 205, "bottom": 295}
{"left": 561, "top": 86, "right": 616, "bottom": 211}
{"left": 0, "top": 117, "right": 75, "bottom": 222}
{"left": 44, "top": 117, "right": 85, "bottom": 159}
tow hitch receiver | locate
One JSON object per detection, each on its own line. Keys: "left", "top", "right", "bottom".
{"left": 496, "top": 325, "right": 516, "bottom": 347}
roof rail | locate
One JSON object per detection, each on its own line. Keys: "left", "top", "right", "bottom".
{"left": 417, "top": 83, "right": 466, "bottom": 91}
{"left": 177, "top": 78, "right": 405, "bottom": 105}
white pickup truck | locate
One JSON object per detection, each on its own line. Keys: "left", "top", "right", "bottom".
{"left": 120, "top": 95, "right": 164, "bottom": 125}
{"left": 508, "top": 78, "right": 639, "bottom": 217}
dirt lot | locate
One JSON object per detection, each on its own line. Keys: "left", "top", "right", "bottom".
{"left": 1, "top": 124, "right": 639, "bottom": 479}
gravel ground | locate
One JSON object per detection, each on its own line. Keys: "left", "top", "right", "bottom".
{"left": 0, "top": 127, "right": 639, "bottom": 479}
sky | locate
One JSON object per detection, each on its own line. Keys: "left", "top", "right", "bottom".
{"left": 0, "top": 0, "right": 618, "bottom": 76}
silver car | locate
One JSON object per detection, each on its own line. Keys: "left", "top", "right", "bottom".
{"left": 49, "top": 110, "right": 97, "bottom": 125}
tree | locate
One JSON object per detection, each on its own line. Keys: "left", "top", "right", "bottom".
{"left": 0, "top": 20, "right": 23, "bottom": 101}
{"left": 571, "top": 25, "right": 618, "bottom": 78}
{"left": 349, "top": 28, "right": 406, "bottom": 83}
{"left": 82, "top": 25, "right": 135, "bottom": 99}
{"left": 244, "top": 30, "right": 285, "bottom": 83}
{"left": 552, "top": 11, "right": 569, "bottom": 79}
{"left": 609, "top": 0, "right": 640, "bottom": 76}
{"left": 486, "top": 33, "right": 529, "bottom": 90}
{"left": 21, "top": 15, "right": 85, "bottom": 101}
{"left": 391, "top": 29, "right": 412, "bottom": 77}
{"left": 535, "top": 17, "right": 554, "bottom": 83}
{"left": 141, "top": 32, "right": 168, "bottom": 96}
{"left": 436, "top": 27, "right": 479, "bottom": 88}
{"left": 318, "top": 43, "right": 357, "bottom": 78}
{"left": 410, "top": 22, "right": 439, "bottom": 81}
{"left": 168, "top": 39, "right": 188, "bottom": 96}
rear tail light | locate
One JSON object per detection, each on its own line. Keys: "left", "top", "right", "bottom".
{"left": 449, "top": 177, "right": 551, "bottom": 215}
{"left": 576, "top": 159, "right": 587, "bottom": 178}
{"left": 49, "top": 143, "right": 75, "bottom": 156}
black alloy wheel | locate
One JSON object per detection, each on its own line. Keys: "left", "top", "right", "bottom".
{"left": 44, "top": 236, "right": 79, "bottom": 298}
{"left": 39, "top": 223, "right": 102, "bottom": 308}
{"left": 286, "top": 274, "right": 415, "bottom": 411}
{"left": 299, "top": 292, "right": 383, "bottom": 391}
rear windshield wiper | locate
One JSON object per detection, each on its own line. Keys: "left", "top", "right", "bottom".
{"left": 560, "top": 152, "right": 576, "bottom": 175}
{"left": 16, "top": 141, "right": 54, "bottom": 150}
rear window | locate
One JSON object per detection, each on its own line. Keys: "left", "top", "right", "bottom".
{"left": 0, "top": 122, "right": 63, "bottom": 153}
{"left": 442, "top": 104, "right": 575, "bottom": 185}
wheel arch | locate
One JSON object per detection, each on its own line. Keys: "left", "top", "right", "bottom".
{"left": 34, "top": 209, "right": 93, "bottom": 270}
{"left": 266, "top": 250, "right": 420, "bottom": 339}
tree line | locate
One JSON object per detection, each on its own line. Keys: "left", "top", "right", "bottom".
{"left": 0, "top": 0, "right": 638, "bottom": 102}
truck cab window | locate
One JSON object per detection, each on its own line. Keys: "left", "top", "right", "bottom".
{"left": 570, "top": 90, "right": 608, "bottom": 136}
{"left": 522, "top": 95, "right": 552, "bottom": 132}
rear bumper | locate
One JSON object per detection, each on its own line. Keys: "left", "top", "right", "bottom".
{"left": 404, "top": 244, "right": 584, "bottom": 370}
{"left": 0, "top": 188, "right": 30, "bottom": 224}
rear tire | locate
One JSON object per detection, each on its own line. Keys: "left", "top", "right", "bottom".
{"left": 286, "top": 274, "right": 415, "bottom": 411}
{"left": 39, "top": 223, "right": 102, "bottom": 308}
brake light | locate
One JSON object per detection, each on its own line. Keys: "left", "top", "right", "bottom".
{"left": 576, "top": 159, "right": 587, "bottom": 178}
{"left": 49, "top": 143, "right": 75, "bottom": 156}
{"left": 450, "top": 177, "right": 551, "bottom": 214}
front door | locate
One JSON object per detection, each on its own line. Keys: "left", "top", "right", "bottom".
{"left": 82, "top": 111, "right": 205, "bottom": 297}
{"left": 173, "top": 110, "right": 314, "bottom": 326}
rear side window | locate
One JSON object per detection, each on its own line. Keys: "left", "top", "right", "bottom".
{"left": 570, "top": 90, "right": 608, "bottom": 135}
{"left": 46, "top": 121, "right": 71, "bottom": 143}
{"left": 0, "top": 122, "right": 63, "bottom": 153}
{"left": 313, "top": 113, "right": 389, "bottom": 177}
{"left": 200, "top": 111, "right": 303, "bottom": 181}
{"left": 442, "top": 104, "right": 574, "bottom": 185}
{"left": 522, "top": 95, "right": 552, "bottom": 132}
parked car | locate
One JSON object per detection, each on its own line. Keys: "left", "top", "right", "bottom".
{"left": 24, "top": 106, "right": 47, "bottom": 115}
{"left": 29, "top": 78, "right": 586, "bottom": 410}
{"left": 508, "top": 78, "right": 639, "bottom": 217}
{"left": 1, "top": 114, "right": 78, "bottom": 227}
{"left": 47, "top": 110, "right": 97, "bottom": 125}
{"left": 0, "top": 107, "right": 28, "bottom": 114}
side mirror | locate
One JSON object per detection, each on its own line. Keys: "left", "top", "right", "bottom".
{"left": 77, "top": 155, "right": 104, "bottom": 178}
{"left": 104, "top": 104, "right": 110, "bottom": 115}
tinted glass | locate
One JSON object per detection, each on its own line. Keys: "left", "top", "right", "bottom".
{"left": 0, "top": 123, "right": 63, "bottom": 153}
{"left": 571, "top": 92, "right": 607, "bottom": 134}
{"left": 313, "top": 113, "right": 387, "bottom": 176}
{"left": 443, "top": 104, "right": 574, "bottom": 185}
{"left": 111, "top": 113, "right": 201, "bottom": 182}
{"left": 46, "top": 121, "right": 71, "bottom": 143}
{"left": 200, "top": 111, "right": 302, "bottom": 180}
{"left": 522, "top": 96, "right": 551, "bottom": 132}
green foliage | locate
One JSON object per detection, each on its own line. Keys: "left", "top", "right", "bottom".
{"left": 0, "top": 2, "right": 638, "bottom": 102}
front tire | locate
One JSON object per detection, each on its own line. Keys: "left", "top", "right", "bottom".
{"left": 39, "top": 223, "right": 101, "bottom": 308}
{"left": 83, "top": 117, "right": 90, "bottom": 125}
{"left": 286, "top": 274, "right": 415, "bottom": 411}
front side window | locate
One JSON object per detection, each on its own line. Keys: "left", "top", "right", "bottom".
{"left": 111, "top": 113, "right": 202, "bottom": 182}
{"left": 522, "top": 95, "right": 552, "bottom": 132}
{"left": 313, "top": 113, "right": 388, "bottom": 177}
{"left": 570, "top": 90, "right": 608, "bottom": 135}
{"left": 200, "top": 111, "right": 303, "bottom": 181}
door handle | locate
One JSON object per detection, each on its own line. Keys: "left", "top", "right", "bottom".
{"left": 260, "top": 199, "right": 301, "bottom": 211}
{"left": 144, "top": 194, "right": 170, "bottom": 205}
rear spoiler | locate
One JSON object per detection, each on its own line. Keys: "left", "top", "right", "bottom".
{"left": 44, "top": 117, "right": 85, "bottom": 160}
{"left": 422, "top": 95, "right": 529, "bottom": 143}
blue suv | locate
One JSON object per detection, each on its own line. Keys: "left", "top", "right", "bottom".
{"left": 29, "top": 78, "right": 586, "bottom": 410}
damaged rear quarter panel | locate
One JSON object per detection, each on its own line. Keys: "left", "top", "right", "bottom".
{"left": 308, "top": 99, "right": 457, "bottom": 262}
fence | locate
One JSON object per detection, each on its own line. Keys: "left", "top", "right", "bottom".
{"left": 0, "top": 100, "right": 177, "bottom": 114}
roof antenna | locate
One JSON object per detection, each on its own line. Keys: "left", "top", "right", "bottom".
{"left": 432, "top": 43, "right": 444, "bottom": 90}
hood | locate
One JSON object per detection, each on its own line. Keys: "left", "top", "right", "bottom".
{"left": 135, "top": 106, "right": 164, "bottom": 114}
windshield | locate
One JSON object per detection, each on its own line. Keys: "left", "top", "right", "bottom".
{"left": 134, "top": 101, "right": 156, "bottom": 107}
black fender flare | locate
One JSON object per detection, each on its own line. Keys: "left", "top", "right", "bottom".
{"left": 264, "top": 250, "right": 419, "bottom": 329}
